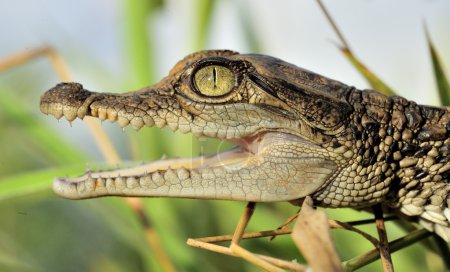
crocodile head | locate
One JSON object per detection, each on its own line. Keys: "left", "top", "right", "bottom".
{"left": 40, "top": 50, "right": 354, "bottom": 202}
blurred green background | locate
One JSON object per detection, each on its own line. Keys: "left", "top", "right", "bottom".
{"left": 0, "top": 0, "right": 449, "bottom": 271}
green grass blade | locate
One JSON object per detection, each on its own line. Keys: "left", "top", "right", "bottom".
{"left": 316, "top": 0, "right": 396, "bottom": 96}
{"left": 341, "top": 48, "right": 396, "bottom": 96}
{"left": 193, "top": 0, "right": 216, "bottom": 50}
{"left": 123, "top": 0, "right": 166, "bottom": 160}
{"left": 123, "top": 0, "right": 161, "bottom": 87}
{"left": 0, "top": 165, "right": 84, "bottom": 201}
{"left": 237, "top": 1, "right": 262, "bottom": 53}
{"left": 426, "top": 30, "right": 450, "bottom": 106}
{"left": 0, "top": 89, "right": 85, "bottom": 165}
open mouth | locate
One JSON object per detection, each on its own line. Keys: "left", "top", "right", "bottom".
{"left": 40, "top": 83, "right": 273, "bottom": 200}
{"left": 51, "top": 128, "right": 283, "bottom": 201}
{"left": 61, "top": 133, "right": 264, "bottom": 187}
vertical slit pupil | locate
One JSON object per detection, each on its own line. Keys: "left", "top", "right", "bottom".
{"left": 213, "top": 67, "right": 217, "bottom": 88}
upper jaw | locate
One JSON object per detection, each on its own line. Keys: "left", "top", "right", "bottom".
{"left": 40, "top": 82, "right": 298, "bottom": 141}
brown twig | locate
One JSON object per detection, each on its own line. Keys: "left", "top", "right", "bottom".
{"left": 231, "top": 202, "right": 256, "bottom": 245}
{"left": 343, "top": 228, "right": 431, "bottom": 271}
{"left": 373, "top": 204, "right": 394, "bottom": 272}
{"left": 329, "top": 219, "right": 379, "bottom": 247}
{"left": 346, "top": 216, "right": 397, "bottom": 226}
{"left": 270, "top": 209, "right": 300, "bottom": 241}
{"left": 194, "top": 227, "right": 293, "bottom": 243}
{"left": 187, "top": 238, "right": 306, "bottom": 271}
{"left": 228, "top": 202, "right": 289, "bottom": 271}
{"left": 188, "top": 202, "right": 306, "bottom": 271}
{"left": 191, "top": 216, "right": 382, "bottom": 247}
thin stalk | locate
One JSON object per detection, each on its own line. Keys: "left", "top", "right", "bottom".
{"left": 316, "top": 0, "right": 395, "bottom": 96}
{"left": 315, "top": 0, "right": 351, "bottom": 51}
{"left": 373, "top": 204, "right": 393, "bottom": 272}
{"left": 343, "top": 229, "right": 431, "bottom": 271}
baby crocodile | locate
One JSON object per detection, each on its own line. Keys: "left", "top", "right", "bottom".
{"left": 40, "top": 50, "right": 450, "bottom": 241}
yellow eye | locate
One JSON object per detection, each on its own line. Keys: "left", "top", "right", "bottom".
{"left": 193, "top": 65, "right": 235, "bottom": 96}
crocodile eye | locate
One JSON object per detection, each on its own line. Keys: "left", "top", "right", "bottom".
{"left": 193, "top": 65, "right": 236, "bottom": 96}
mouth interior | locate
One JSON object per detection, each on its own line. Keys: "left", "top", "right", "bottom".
{"left": 68, "top": 133, "right": 266, "bottom": 182}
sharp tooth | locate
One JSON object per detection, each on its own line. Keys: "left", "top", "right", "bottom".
{"left": 98, "top": 108, "right": 107, "bottom": 121}
{"left": 130, "top": 117, "right": 144, "bottom": 130}
{"left": 118, "top": 116, "right": 130, "bottom": 128}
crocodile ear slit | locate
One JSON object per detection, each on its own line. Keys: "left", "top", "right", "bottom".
{"left": 265, "top": 78, "right": 352, "bottom": 133}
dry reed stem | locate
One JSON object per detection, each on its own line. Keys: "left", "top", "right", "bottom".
{"left": 186, "top": 238, "right": 306, "bottom": 271}
{"left": 373, "top": 204, "right": 394, "bottom": 272}
{"left": 230, "top": 243, "right": 285, "bottom": 272}
{"left": 231, "top": 202, "right": 256, "bottom": 245}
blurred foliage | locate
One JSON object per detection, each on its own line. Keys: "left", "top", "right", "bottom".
{"left": 426, "top": 28, "right": 450, "bottom": 106}
{"left": 0, "top": 0, "right": 448, "bottom": 271}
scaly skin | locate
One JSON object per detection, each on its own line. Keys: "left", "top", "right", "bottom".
{"left": 40, "top": 50, "right": 450, "bottom": 241}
